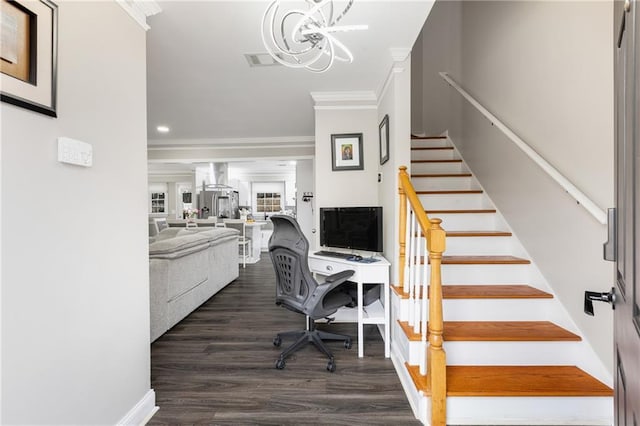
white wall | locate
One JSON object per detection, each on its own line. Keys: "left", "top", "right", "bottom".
{"left": 378, "top": 56, "right": 413, "bottom": 282}
{"left": 295, "top": 159, "right": 315, "bottom": 244}
{"left": 415, "top": 1, "right": 615, "bottom": 371}
{"left": 313, "top": 107, "right": 379, "bottom": 249}
{"left": 1, "top": 2, "right": 152, "bottom": 424}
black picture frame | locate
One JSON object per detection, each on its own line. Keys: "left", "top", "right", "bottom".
{"left": 379, "top": 114, "right": 389, "bottom": 165}
{"left": 331, "top": 133, "right": 364, "bottom": 171}
{"left": 0, "top": 0, "right": 58, "bottom": 117}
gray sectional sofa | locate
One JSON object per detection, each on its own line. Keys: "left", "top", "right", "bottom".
{"left": 149, "top": 227, "right": 239, "bottom": 342}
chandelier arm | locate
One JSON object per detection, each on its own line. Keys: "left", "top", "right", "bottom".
{"left": 290, "top": 0, "right": 331, "bottom": 44}
{"left": 262, "top": 3, "right": 310, "bottom": 68}
{"left": 261, "top": 0, "right": 364, "bottom": 72}
{"left": 313, "top": 27, "right": 353, "bottom": 63}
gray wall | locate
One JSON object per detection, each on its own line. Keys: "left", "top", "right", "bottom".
{"left": 414, "top": 1, "right": 615, "bottom": 371}
{"left": 313, "top": 107, "right": 379, "bottom": 249}
{"left": 1, "top": 2, "right": 152, "bottom": 424}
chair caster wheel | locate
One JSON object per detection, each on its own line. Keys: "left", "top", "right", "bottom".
{"left": 275, "top": 359, "right": 286, "bottom": 370}
{"left": 344, "top": 338, "right": 352, "bottom": 349}
{"left": 273, "top": 336, "right": 282, "bottom": 347}
{"left": 327, "top": 360, "right": 336, "bottom": 372}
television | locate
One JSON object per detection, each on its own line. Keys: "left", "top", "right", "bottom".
{"left": 319, "top": 207, "right": 383, "bottom": 253}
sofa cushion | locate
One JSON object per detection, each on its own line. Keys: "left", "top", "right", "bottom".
{"left": 154, "top": 228, "right": 183, "bottom": 241}
{"left": 149, "top": 227, "right": 239, "bottom": 259}
{"left": 149, "top": 233, "right": 212, "bottom": 258}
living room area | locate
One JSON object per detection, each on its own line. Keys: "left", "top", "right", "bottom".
{"left": 0, "top": 1, "right": 431, "bottom": 425}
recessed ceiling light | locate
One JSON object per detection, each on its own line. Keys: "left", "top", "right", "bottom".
{"left": 157, "top": 125, "right": 170, "bottom": 133}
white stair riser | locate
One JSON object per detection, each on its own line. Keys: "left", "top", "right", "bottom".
{"left": 397, "top": 264, "right": 532, "bottom": 286}
{"left": 427, "top": 213, "right": 501, "bottom": 230}
{"left": 443, "top": 341, "right": 585, "bottom": 365}
{"left": 390, "top": 344, "right": 427, "bottom": 422}
{"left": 441, "top": 264, "right": 532, "bottom": 284}
{"left": 411, "top": 149, "right": 457, "bottom": 161}
{"left": 411, "top": 162, "right": 465, "bottom": 174}
{"left": 432, "top": 236, "right": 516, "bottom": 255}
{"left": 411, "top": 139, "right": 450, "bottom": 148}
{"left": 445, "top": 396, "right": 612, "bottom": 425}
{"left": 411, "top": 176, "right": 475, "bottom": 191}
{"left": 419, "top": 193, "right": 488, "bottom": 210}
{"left": 400, "top": 337, "right": 585, "bottom": 366}
{"left": 396, "top": 297, "right": 555, "bottom": 321}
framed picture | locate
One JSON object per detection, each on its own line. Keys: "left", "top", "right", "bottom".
{"left": 0, "top": 0, "right": 58, "bottom": 117}
{"left": 379, "top": 114, "right": 389, "bottom": 165}
{"left": 331, "top": 133, "right": 363, "bottom": 171}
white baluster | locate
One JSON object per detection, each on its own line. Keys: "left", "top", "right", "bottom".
{"left": 407, "top": 209, "right": 415, "bottom": 325}
{"left": 419, "top": 237, "right": 429, "bottom": 376}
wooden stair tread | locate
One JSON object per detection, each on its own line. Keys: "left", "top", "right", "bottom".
{"left": 398, "top": 320, "right": 581, "bottom": 341}
{"left": 423, "top": 255, "right": 530, "bottom": 265}
{"left": 411, "top": 147, "right": 454, "bottom": 151}
{"left": 412, "top": 255, "right": 530, "bottom": 265}
{"left": 440, "top": 284, "right": 553, "bottom": 299}
{"left": 411, "top": 135, "right": 447, "bottom": 140}
{"left": 411, "top": 159, "right": 462, "bottom": 163}
{"left": 417, "top": 230, "right": 511, "bottom": 237}
{"left": 416, "top": 190, "right": 483, "bottom": 195}
{"left": 446, "top": 230, "right": 512, "bottom": 237}
{"left": 442, "top": 255, "right": 530, "bottom": 264}
{"left": 426, "top": 209, "right": 496, "bottom": 214}
{"left": 407, "top": 364, "right": 613, "bottom": 397}
{"left": 392, "top": 284, "right": 553, "bottom": 300}
{"left": 412, "top": 173, "right": 472, "bottom": 178}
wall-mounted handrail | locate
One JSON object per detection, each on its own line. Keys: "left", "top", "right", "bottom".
{"left": 439, "top": 72, "right": 607, "bottom": 225}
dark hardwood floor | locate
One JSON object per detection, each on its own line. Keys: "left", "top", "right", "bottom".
{"left": 149, "top": 257, "right": 420, "bottom": 425}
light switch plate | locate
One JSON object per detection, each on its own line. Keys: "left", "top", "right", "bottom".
{"left": 57, "top": 137, "right": 93, "bottom": 167}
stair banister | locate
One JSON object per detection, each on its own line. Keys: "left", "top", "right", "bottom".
{"left": 426, "top": 218, "right": 446, "bottom": 426}
{"left": 439, "top": 72, "right": 607, "bottom": 225}
{"left": 398, "top": 166, "right": 447, "bottom": 426}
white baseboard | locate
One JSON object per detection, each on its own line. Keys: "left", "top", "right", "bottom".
{"left": 117, "top": 389, "right": 159, "bottom": 426}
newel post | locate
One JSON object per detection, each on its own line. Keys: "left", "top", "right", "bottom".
{"left": 427, "top": 218, "right": 447, "bottom": 426}
{"left": 398, "top": 166, "right": 408, "bottom": 292}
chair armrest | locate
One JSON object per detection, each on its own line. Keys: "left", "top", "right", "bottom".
{"left": 324, "top": 269, "right": 355, "bottom": 283}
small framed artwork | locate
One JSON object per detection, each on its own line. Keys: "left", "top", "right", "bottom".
{"left": 331, "top": 133, "right": 364, "bottom": 171}
{"left": 0, "top": 0, "right": 58, "bottom": 117}
{"left": 379, "top": 114, "right": 389, "bottom": 165}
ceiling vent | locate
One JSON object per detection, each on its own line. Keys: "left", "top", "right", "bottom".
{"left": 245, "top": 53, "right": 283, "bottom": 67}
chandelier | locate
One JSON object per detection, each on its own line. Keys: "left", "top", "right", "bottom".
{"left": 261, "top": 0, "right": 368, "bottom": 73}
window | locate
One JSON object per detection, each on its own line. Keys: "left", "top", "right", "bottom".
{"left": 150, "top": 192, "right": 166, "bottom": 213}
{"left": 256, "top": 192, "right": 281, "bottom": 212}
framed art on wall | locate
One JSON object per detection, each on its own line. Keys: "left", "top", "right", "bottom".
{"left": 379, "top": 114, "right": 389, "bottom": 165}
{"left": 0, "top": 0, "right": 58, "bottom": 117}
{"left": 331, "top": 133, "right": 364, "bottom": 171}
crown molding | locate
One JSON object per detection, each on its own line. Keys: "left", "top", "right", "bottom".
{"left": 116, "top": 0, "right": 161, "bottom": 31}
{"left": 310, "top": 91, "right": 377, "bottom": 108}
{"left": 148, "top": 135, "right": 314, "bottom": 148}
{"left": 389, "top": 47, "right": 411, "bottom": 63}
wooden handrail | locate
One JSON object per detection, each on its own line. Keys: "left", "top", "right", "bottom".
{"left": 398, "top": 166, "right": 447, "bottom": 426}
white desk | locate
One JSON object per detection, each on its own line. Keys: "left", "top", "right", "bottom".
{"left": 308, "top": 253, "right": 391, "bottom": 358}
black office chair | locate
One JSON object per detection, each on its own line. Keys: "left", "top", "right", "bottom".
{"left": 268, "top": 215, "right": 354, "bottom": 372}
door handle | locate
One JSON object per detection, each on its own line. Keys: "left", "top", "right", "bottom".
{"left": 584, "top": 287, "right": 616, "bottom": 316}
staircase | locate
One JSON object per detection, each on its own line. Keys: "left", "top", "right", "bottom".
{"left": 390, "top": 136, "right": 613, "bottom": 425}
